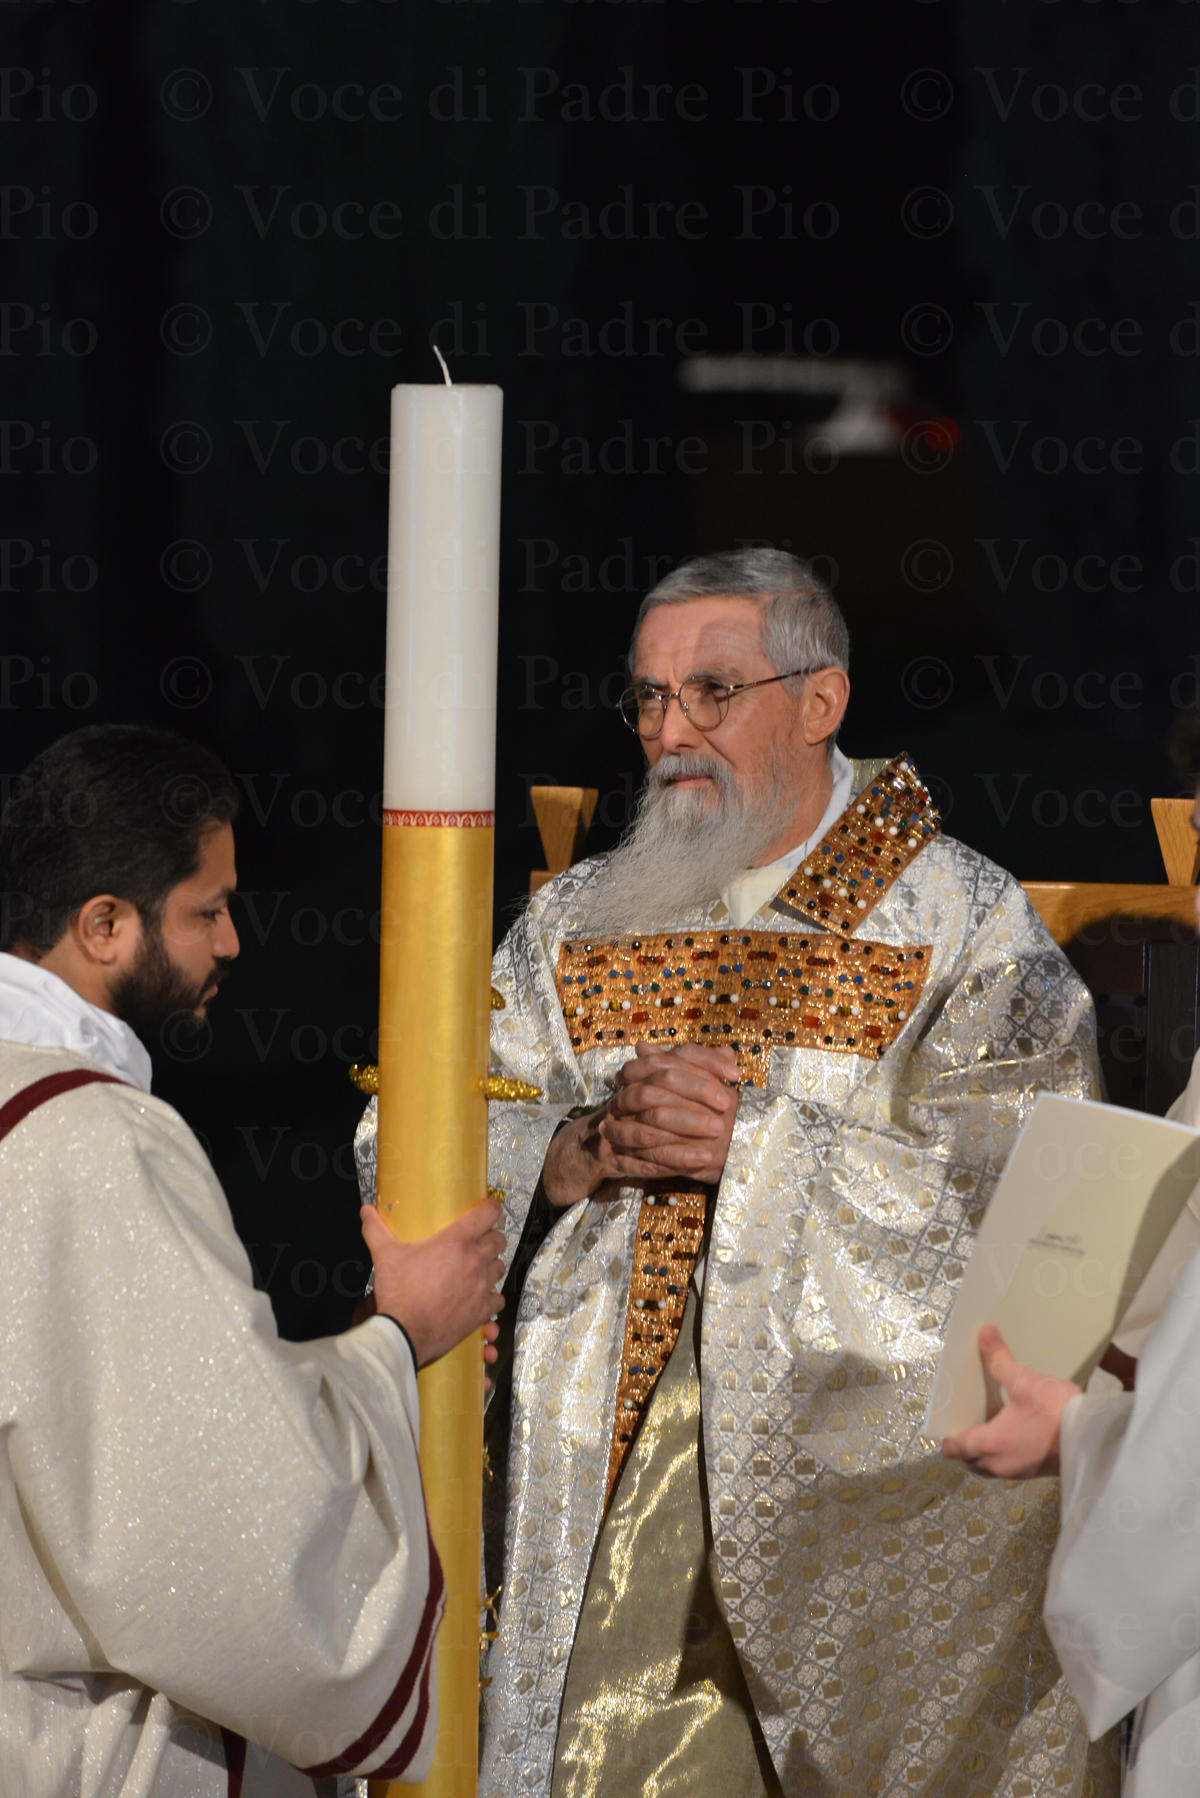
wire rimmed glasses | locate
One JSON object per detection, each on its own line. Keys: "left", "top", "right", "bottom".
{"left": 618, "top": 669, "right": 816, "bottom": 740}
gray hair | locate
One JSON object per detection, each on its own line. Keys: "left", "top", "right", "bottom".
{"left": 629, "top": 549, "right": 850, "bottom": 691}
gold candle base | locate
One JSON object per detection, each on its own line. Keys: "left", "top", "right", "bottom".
{"left": 371, "top": 815, "right": 494, "bottom": 1798}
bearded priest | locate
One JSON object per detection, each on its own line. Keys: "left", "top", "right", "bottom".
{"left": 481, "top": 549, "right": 1116, "bottom": 1798}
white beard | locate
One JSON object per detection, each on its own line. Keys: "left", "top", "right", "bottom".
{"left": 569, "top": 747, "right": 803, "bottom": 939}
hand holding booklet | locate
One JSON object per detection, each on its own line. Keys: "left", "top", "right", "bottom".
{"left": 925, "top": 1092, "right": 1200, "bottom": 1438}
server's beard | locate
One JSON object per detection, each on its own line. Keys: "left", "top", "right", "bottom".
{"left": 110, "top": 922, "right": 233, "bottom": 1050}
{"left": 570, "top": 747, "right": 801, "bottom": 939}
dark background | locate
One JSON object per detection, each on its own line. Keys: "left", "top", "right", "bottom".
{"left": 5, "top": 0, "right": 1196, "bottom": 1335}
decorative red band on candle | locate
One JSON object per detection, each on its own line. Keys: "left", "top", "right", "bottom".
{"left": 383, "top": 809, "right": 496, "bottom": 828}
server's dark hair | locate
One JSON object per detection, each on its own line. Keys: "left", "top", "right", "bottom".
{"left": 0, "top": 724, "right": 238, "bottom": 955}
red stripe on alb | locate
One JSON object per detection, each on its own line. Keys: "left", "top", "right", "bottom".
{"left": 221, "top": 1730, "right": 246, "bottom": 1797}
{"left": 301, "top": 1528, "right": 446, "bottom": 1777}
{"left": 0, "top": 1069, "right": 126, "bottom": 1144}
{"left": 370, "top": 1625, "right": 439, "bottom": 1778}
{"left": 383, "top": 809, "right": 494, "bottom": 828}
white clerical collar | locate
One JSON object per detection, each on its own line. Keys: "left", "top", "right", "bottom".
{"left": 0, "top": 951, "right": 153, "bottom": 1092}
{"left": 719, "top": 747, "right": 857, "bottom": 927}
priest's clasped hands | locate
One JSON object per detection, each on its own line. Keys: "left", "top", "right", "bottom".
{"left": 543, "top": 1041, "right": 741, "bottom": 1206}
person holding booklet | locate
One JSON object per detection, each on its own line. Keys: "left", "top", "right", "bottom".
{"left": 943, "top": 715, "right": 1200, "bottom": 1798}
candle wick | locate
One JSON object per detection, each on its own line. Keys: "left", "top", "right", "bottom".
{"left": 432, "top": 344, "right": 452, "bottom": 387}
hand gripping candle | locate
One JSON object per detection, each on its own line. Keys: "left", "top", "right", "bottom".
{"left": 371, "top": 373, "right": 502, "bottom": 1798}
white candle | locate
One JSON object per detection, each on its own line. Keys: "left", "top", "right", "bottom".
{"left": 374, "top": 374, "right": 504, "bottom": 1798}
{"left": 384, "top": 382, "right": 503, "bottom": 814}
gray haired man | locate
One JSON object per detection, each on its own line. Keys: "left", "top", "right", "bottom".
{"left": 482, "top": 550, "right": 1113, "bottom": 1797}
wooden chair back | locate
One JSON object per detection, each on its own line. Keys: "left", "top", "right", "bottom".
{"left": 529, "top": 787, "right": 598, "bottom": 894}
{"left": 1021, "top": 882, "right": 1199, "bottom": 1114}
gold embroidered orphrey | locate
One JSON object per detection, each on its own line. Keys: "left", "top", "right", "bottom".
{"left": 554, "top": 753, "right": 939, "bottom": 1501}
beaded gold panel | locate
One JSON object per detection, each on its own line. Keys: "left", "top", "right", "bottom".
{"left": 606, "top": 1183, "right": 708, "bottom": 1506}
{"left": 778, "top": 751, "right": 941, "bottom": 935}
{"left": 556, "top": 931, "right": 931, "bottom": 1085}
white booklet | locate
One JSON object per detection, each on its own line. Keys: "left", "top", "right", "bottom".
{"left": 924, "top": 1092, "right": 1200, "bottom": 1438}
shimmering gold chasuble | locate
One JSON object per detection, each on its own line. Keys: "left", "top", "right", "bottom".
{"left": 552, "top": 1291, "right": 782, "bottom": 1798}
{"left": 483, "top": 755, "right": 1117, "bottom": 1798}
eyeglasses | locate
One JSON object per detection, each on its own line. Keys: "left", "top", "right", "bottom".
{"left": 618, "top": 670, "right": 816, "bottom": 740}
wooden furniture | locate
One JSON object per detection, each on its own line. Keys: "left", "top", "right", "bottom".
{"left": 1022, "top": 882, "right": 1199, "bottom": 1114}
{"left": 1152, "top": 797, "right": 1200, "bottom": 886}
{"left": 529, "top": 785, "right": 598, "bottom": 893}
